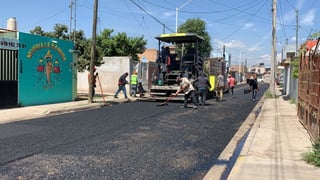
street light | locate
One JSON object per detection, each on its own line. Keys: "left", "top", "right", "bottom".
{"left": 175, "top": 0, "right": 192, "bottom": 33}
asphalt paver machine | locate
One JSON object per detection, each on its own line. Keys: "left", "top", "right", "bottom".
{"left": 150, "top": 33, "right": 205, "bottom": 100}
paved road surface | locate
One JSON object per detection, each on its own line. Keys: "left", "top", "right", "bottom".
{"left": 0, "top": 83, "right": 268, "bottom": 179}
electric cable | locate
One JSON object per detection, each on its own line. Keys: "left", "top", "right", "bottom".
{"left": 129, "top": 0, "right": 175, "bottom": 33}
{"left": 220, "top": 0, "right": 269, "bottom": 40}
{"left": 277, "top": 0, "right": 288, "bottom": 41}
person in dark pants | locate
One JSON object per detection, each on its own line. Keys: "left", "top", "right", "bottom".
{"left": 174, "top": 76, "right": 198, "bottom": 109}
{"left": 114, "top": 72, "right": 129, "bottom": 99}
{"left": 216, "top": 72, "right": 225, "bottom": 101}
{"left": 194, "top": 73, "right": 211, "bottom": 105}
{"left": 227, "top": 74, "right": 236, "bottom": 95}
{"left": 248, "top": 76, "right": 259, "bottom": 101}
{"left": 137, "top": 78, "right": 146, "bottom": 98}
{"left": 130, "top": 71, "right": 138, "bottom": 97}
{"left": 88, "top": 68, "right": 98, "bottom": 99}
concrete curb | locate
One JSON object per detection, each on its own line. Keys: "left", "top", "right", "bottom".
{"left": 203, "top": 95, "right": 265, "bottom": 180}
{"left": 47, "top": 103, "right": 105, "bottom": 115}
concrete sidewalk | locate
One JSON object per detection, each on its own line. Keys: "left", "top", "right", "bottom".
{"left": 0, "top": 93, "right": 135, "bottom": 124}
{"left": 204, "top": 92, "right": 320, "bottom": 179}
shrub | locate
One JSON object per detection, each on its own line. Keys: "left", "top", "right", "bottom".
{"left": 303, "top": 139, "right": 320, "bottom": 167}
{"left": 264, "top": 91, "right": 279, "bottom": 99}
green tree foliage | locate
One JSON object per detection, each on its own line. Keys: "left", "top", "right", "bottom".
{"left": 292, "top": 56, "right": 299, "bottom": 79}
{"left": 309, "top": 31, "right": 320, "bottom": 40}
{"left": 30, "top": 24, "right": 68, "bottom": 39}
{"left": 52, "top": 24, "right": 69, "bottom": 39}
{"left": 76, "top": 31, "right": 102, "bottom": 72}
{"left": 178, "top": 18, "right": 212, "bottom": 57}
{"left": 30, "top": 26, "right": 52, "bottom": 37}
{"left": 96, "top": 29, "right": 147, "bottom": 61}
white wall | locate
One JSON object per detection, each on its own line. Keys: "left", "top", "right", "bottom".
{"left": 77, "top": 57, "right": 132, "bottom": 94}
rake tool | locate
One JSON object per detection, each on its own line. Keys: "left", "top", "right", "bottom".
{"left": 157, "top": 94, "right": 177, "bottom": 106}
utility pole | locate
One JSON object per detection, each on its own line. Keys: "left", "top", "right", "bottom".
{"left": 73, "top": 0, "right": 77, "bottom": 43}
{"left": 228, "top": 53, "right": 231, "bottom": 74}
{"left": 88, "top": 0, "right": 98, "bottom": 103}
{"left": 69, "top": 0, "right": 73, "bottom": 40}
{"left": 270, "top": 0, "right": 277, "bottom": 97}
{"left": 239, "top": 51, "right": 241, "bottom": 82}
{"left": 245, "top": 58, "right": 247, "bottom": 73}
{"left": 295, "top": 9, "right": 299, "bottom": 56}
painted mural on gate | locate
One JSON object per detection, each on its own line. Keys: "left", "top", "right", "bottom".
{"left": 27, "top": 45, "right": 64, "bottom": 88}
{"left": 18, "top": 32, "right": 75, "bottom": 106}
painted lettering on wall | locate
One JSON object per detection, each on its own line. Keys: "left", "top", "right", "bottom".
{"left": 26, "top": 42, "right": 66, "bottom": 60}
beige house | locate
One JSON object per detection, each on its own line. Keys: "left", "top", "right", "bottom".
{"left": 137, "top": 48, "right": 158, "bottom": 62}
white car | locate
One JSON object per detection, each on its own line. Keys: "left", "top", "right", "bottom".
{"left": 257, "top": 78, "right": 264, "bottom": 83}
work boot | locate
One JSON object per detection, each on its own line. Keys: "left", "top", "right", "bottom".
{"left": 180, "top": 104, "right": 187, "bottom": 108}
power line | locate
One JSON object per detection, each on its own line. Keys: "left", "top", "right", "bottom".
{"left": 285, "top": 0, "right": 296, "bottom": 9}
{"left": 220, "top": 0, "right": 268, "bottom": 40}
{"left": 277, "top": 0, "right": 288, "bottom": 42}
{"left": 129, "top": 0, "right": 175, "bottom": 33}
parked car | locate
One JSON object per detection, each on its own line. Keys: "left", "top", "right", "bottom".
{"left": 257, "top": 78, "right": 264, "bottom": 83}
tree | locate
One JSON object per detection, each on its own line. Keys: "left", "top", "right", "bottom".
{"left": 30, "top": 24, "right": 69, "bottom": 39}
{"left": 96, "top": 29, "right": 147, "bottom": 61}
{"left": 75, "top": 30, "right": 100, "bottom": 72}
{"left": 52, "top": 24, "right": 69, "bottom": 39}
{"left": 309, "top": 31, "right": 320, "bottom": 40}
{"left": 178, "top": 18, "right": 212, "bottom": 57}
{"left": 30, "top": 26, "right": 52, "bottom": 37}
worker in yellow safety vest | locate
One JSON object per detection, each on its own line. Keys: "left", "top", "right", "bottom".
{"left": 130, "top": 72, "right": 138, "bottom": 97}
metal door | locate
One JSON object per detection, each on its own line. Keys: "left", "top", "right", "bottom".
{"left": 0, "top": 49, "right": 18, "bottom": 107}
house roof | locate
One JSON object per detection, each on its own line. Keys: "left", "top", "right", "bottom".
{"left": 306, "top": 40, "right": 318, "bottom": 51}
{"left": 305, "top": 40, "right": 320, "bottom": 56}
{"left": 137, "top": 48, "right": 158, "bottom": 62}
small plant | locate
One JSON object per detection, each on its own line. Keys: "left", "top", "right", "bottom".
{"left": 264, "top": 90, "right": 279, "bottom": 99}
{"left": 290, "top": 98, "right": 296, "bottom": 104}
{"left": 303, "top": 138, "right": 320, "bottom": 167}
{"left": 264, "top": 91, "right": 273, "bottom": 98}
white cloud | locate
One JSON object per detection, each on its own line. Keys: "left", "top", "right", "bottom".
{"left": 163, "top": 12, "right": 175, "bottom": 17}
{"left": 213, "top": 39, "right": 245, "bottom": 49}
{"left": 300, "top": 9, "right": 316, "bottom": 26}
{"left": 248, "top": 46, "right": 262, "bottom": 51}
{"left": 243, "top": 23, "right": 256, "bottom": 31}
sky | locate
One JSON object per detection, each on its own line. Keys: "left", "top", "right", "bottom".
{"left": 1, "top": 0, "right": 319, "bottom": 67}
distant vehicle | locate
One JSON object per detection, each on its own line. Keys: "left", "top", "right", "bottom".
{"left": 257, "top": 77, "right": 264, "bottom": 83}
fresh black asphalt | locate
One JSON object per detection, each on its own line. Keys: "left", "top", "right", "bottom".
{"left": 0, "top": 83, "right": 268, "bottom": 179}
